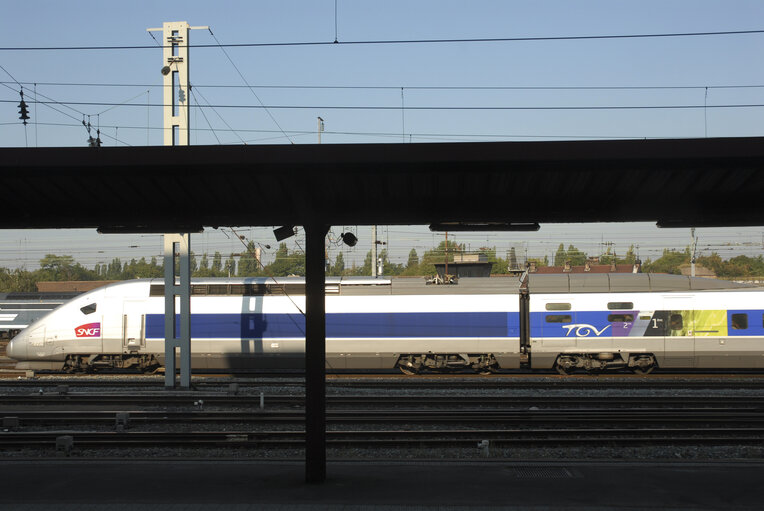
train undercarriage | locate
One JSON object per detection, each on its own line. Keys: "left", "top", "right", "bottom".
{"left": 63, "top": 354, "right": 161, "bottom": 373}
{"left": 553, "top": 353, "right": 657, "bottom": 375}
{"left": 396, "top": 353, "right": 499, "bottom": 375}
{"left": 40, "top": 351, "right": 657, "bottom": 376}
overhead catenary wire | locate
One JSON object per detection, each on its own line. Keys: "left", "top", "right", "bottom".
{"left": 1, "top": 28, "right": 764, "bottom": 51}
{"left": 5, "top": 81, "right": 764, "bottom": 91}
{"left": 2, "top": 120, "right": 666, "bottom": 141}
{"left": 206, "top": 27, "right": 294, "bottom": 144}
{"left": 4, "top": 98, "right": 764, "bottom": 111}
{"left": 190, "top": 84, "right": 248, "bottom": 145}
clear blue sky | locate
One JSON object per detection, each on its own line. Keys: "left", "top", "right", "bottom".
{"left": 1, "top": 1, "right": 764, "bottom": 270}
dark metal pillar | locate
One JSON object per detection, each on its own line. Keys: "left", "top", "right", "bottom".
{"left": 304, "top": 223, "right": 328, "bottom": 483}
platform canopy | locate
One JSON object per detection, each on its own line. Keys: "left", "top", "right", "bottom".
{"left": 1, "top": 136, "right": 763, "bottom": 230}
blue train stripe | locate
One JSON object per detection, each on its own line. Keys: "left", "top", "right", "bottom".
{"left": 146, "top": 311, "right": 520, "bottom": 339}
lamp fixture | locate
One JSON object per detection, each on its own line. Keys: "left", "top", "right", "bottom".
{"left": 273, "top": 225, "right": 296, "bottom": 241}
{"left": 340, "top": 232, "right": 358, "bottom": 247}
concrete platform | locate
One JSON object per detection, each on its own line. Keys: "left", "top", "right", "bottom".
{"left": 0, "top": 459, "right": 761, "bottom": 510}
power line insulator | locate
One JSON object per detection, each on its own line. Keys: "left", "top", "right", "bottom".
{"left": 17, "top": 91, "right": 29, "bottom": 125}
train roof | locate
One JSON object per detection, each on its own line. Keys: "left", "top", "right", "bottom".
{"left": 95, "top": 274, "right": 756, "bottom": 296}
{"left": 0, "top": 291, "right": 81, "bottom": 301}
{"left": 526, "top": 273, "right": 756, "bottom": 293}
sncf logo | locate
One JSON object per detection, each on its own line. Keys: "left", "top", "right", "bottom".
{"left": 75, "top": 322, "right": 101, "bottom": 338}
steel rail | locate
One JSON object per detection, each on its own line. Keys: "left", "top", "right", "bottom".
{"left": 3, "top": 394, "right": 764, "bottom": 408}
{"left": 4, "top": 376, "right": 764, "bottom": 390}
{"left": 2, "top": 427, "right": 764, "bottom": 449}
{"left": 2, "top": 408, "right": 764, "bottom": 426}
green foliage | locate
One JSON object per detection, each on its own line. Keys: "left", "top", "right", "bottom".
{"left": 328, "top": 251, "right": 345, "bottom": 276}
{"left": 566, "top": 245, "right": 587, "bottom": 266}
{"left": 266, "top": 242, "right": 305, "bottom": 276}
{"left": 211, "top": 252, "right": 222, "bottom": 273}
{"left": 642, "top": 248, "right": 690, "bottom": 274}
{"left": 553, "top": 243, "right": 567, "bottom": 266}
{"left": 237, "top": 241, "right": 261, "bottom": 276}
{"left": 697, "top": 253, "right": 764, "bottom": 278}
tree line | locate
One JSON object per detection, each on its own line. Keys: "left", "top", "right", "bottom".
{"left": 1, "top": 240, "right": 763, "bottom": 293}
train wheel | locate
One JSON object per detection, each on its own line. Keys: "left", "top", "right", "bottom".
{"left": 555, "top": 364, "right": 573, "bottom": 376}
{"left": 399, "top": 365, "right": 419, "bottom": 376}
{"left": 631, "top": 365, "right": 655, "bottom": 375}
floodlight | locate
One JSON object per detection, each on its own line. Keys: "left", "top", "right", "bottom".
{"left": 340, "top": 232, "right": 358, "bottom": 247}
{"left": 273, "top": 225, "right": 296, "bottom": 241}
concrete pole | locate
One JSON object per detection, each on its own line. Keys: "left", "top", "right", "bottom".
{"left": 371, "top": 226, "right": 378, "bottom": 277}
{"left": 691, "top": 228, "right": 697, "bottom": 277}
{"left": 147, "top": 21, "right": 207, "bottom": 389}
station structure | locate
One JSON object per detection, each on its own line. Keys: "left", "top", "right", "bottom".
{"left": 3, "top": 21, "right": 764, "bottom": 482}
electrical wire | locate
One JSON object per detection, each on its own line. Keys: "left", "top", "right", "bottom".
{"left": 227, "top": 227, "right": 305, "bottom": 316}
{"left": 3, "top": 120, "right": 669, "bottom": 141}
{"left": 5, "top": 81, "right": 764, "bottom": 91}
{"left": 1, "top": 28, "right": 764, "bottom": 51}
{"left": 206, "top": 28, "right": 294, "bottom": 144}
{"left": 4, "top": 98, "right": 764, "bottom": 111}
{"left": 190, "top": 85, "right": 247, "bottom": 144}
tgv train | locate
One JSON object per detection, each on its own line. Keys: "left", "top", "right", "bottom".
{"left": 6, "top": 274, "right": 762, "bottom": 374}
{"left": 0, "top": 292, "right": 80, "bottom": 340}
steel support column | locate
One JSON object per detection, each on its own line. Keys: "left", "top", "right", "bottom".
{"left": 163, "top": 233, "right": 191, "bottom": 389}
{"left": 304, "top": 223, "right": 329, "bottom": 483}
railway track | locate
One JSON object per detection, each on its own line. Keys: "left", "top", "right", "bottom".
{"left": 2, "top": 387, "right": 763, "bottom": 456}
{"left": 2, "top": 407, "right": 764, "bottom": 425}
{"left": 2, "top": 427, "right": 763, "bottom": 451}
{"left": 4, "top": 375, "right": 764, "bottom": 391}
{"left": 3, "top": 394, "right": 764, "bottom": 408}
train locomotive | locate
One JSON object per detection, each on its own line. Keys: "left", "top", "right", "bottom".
{"left": 6, "top": 273, "right": 762, "bottom": 374}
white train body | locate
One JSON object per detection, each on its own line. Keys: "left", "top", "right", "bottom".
{"left": 7, "top": 277, "right": 521, "bottom": 373}
{"left": 7, "top": 274, "right": 764, "bottom": 374}
{"left": 528, "top": 289, "right": 764, "bottom": 372}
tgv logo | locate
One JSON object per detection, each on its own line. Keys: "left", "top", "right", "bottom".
{"left": 562, "top": 323, "right": 611, "bottom": 337}
{"left": 75, "top": 322, "right": 101, "bottom": 338}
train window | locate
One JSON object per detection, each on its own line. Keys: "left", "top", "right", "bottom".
{"left": 669, "top": 314, "right": 683, "bottom": 330}
{"left": 608, "top": 314, "right": 634, "bottom": 322}
{"left": 731, "top": 313, "right": 748, "bottom": 330}
{"left": 149, "top": 285, "right": 164, "bottom": 296}
{"left": 607, "top": 302, "right": 633, "bottom": 310}
{"left": 207, "top": 285, "right": 228, "bottom": 295}
{"left": 80, "top": 303, "right": 97, "bottom": 315}
{"left": 191, "top": 285, "right": 207, "bottom": 295}
{"left": 545, "top": 303, "right": 571, "bottom": 311}
{"left": 546, "top": 314, "right": 572, "bottom": 323}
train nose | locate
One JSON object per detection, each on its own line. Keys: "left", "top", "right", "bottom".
{"left": 6, "top": 335, "right": 26, "bottom": 361}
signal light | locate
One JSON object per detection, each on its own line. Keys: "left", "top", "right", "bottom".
{"left": 17, "top": 91, "right": 29, "bottom": 125}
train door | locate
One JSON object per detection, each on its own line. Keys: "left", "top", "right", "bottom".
{"left": 122, "top": 300, "right": 145, "bottom": 354}
{"left": 694, "top": 307, "right": 735, "bottom": 368}
{"left": 529, "top": 297, "right": 577, "bottom": 369}
{"left": 661, "top": 296, "right": 694, "bottom": 368}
